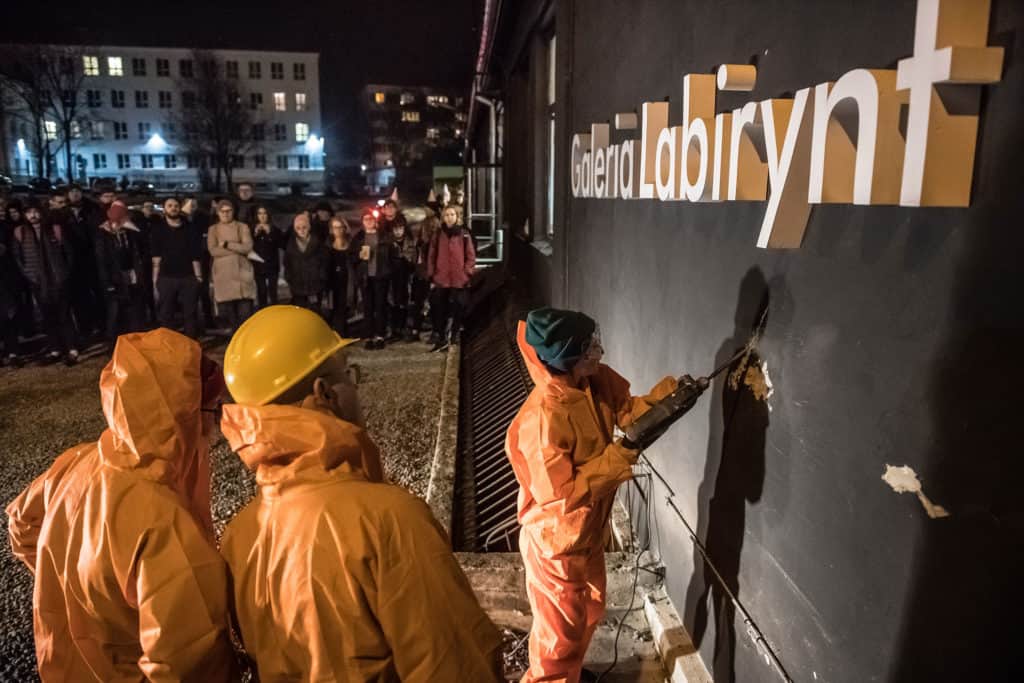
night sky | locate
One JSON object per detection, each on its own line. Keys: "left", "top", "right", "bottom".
{"left": 0, "top": 0, "right": 480, "bottom": 165}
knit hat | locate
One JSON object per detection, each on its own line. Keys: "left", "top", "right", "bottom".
{"left": 524, "top": 307, "right": 597, "bottom": 372}
{"left": 107, "top": 200, "right": 129, "bottom": 224}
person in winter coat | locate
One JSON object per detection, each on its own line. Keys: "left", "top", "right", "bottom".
{"left": 95, "top": 200, "right": 146, "bottom": 350}
{"left": 0, "top": 227, "right": 23, "bottom": 366}
{"left": 506, "top": 308, "right": 679, "bottom": 683}
{"left": 388, "top": 214, "right": 415, "bottom": 341}
{"left": 62, "top": 184, "right": 105, "bottom": 339}
{"left": 251, "top": 205, "right": 283, "bottom": 308}
{"left": 3, "top": 199, "right": 35, "bottom": 340}
{"left": 234, "top": 181, "right": 259, "bottom": 228}
{"left": 207, "top": 200, "right": 256, "bottom": 332}
{"left": 6, "top": 329, "right": 237, "bottom": 682}
{"left": 219, "top": 305, "right": 504, "bottom": 682}
{"left": 350, "top": 209, "right": 393, "bottom": 349}
{"left": 408, "top": 213, "right": 438, "bottom": 340}
{"left": 427, "top": 205, "right": 476, "bottom": 350}
{"left": 8, "top": 200, "right": 80, "bottom": 364}
{"left": 284, "top": 213, "right": 328, "bottom": 312}
{"left": 327, "top": 217, "right": 351, "bottom": 336}
{"left": 182, "top": 196, "right": 217, "bottom": 332}
{"left": 310, "top": 200, "right": 333, "bottom": 242}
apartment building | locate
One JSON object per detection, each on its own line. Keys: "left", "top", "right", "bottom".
{"left": 5, "top": 45, "right": 323, "bottom": 191}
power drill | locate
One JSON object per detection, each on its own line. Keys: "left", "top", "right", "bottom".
{"left": 621, "top": 345, "right": 751, "bottom": 451}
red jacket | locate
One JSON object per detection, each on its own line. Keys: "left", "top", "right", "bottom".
{"left": 427, "top": 226, "right": 476, "bottom": 289}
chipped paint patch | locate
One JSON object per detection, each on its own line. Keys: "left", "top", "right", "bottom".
{"left": 728, "top": 351, "right": 774, "bottom": 410}
{"left": 881, "top": 464, "right": 950, "bottom": 519}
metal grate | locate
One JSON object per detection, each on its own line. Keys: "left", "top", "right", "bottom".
{"left": 454, "top": 303, "right": 533, "bottom": 551}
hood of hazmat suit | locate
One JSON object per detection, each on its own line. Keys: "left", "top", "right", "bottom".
{"left": 5, "top": 329, "right": 237, "bottom": 682}
{"left": 219, "top": 401, "right": 504, "bottom": 682}
{"left": 506, "top": 321, "right": 677, "bottom": 683}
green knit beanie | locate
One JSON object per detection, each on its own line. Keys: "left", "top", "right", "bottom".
{"left": 524, "top": 307, "right": 597, "bottom": 372}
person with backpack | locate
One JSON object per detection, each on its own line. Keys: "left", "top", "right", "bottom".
{"left": 427, "top": 205, "right": 476, "bottom": 351}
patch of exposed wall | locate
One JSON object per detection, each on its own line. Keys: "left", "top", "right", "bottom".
{"left": 881, "top": 465, "right": 950, "bottom": 519}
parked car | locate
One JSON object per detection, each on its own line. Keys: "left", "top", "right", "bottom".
{"left": 127, "top": 180, "right": 156, "bottom": 195}
{"left": 171, "top": 181, "right": 199, "bottom": 193}
{"left": 28, "top": 177, "right": 55, "bottom": 194}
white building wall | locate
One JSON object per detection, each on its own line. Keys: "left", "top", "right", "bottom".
{"left": 6, "top": 44, "right": 324, "bottom": 191}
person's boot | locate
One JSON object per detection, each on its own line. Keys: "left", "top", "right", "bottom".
{"left": 64, "top": 349, "right": 80, "bottom": 366}
{"left": 45, "top": 350, "right": 61, "bottom": 364}
{"left": 429, "top": 333, "right": 444, "bottom": 352}
{"left": 403, "top": 328, "right": 418, "bottom": 342}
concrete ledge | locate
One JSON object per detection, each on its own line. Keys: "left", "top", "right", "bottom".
{"left": 644, "top": 586, "right": 713, "bottom": 683}
{"left": 458, "top": 551, "right": 662, "bottom": 613}
{"left": 426, "top": 344, "right": 461, "bottom": 534}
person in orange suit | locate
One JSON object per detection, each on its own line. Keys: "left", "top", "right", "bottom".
{"left": 5, "top": 329, "right": 237, "bottom": 682}
{"left": 217, "top": 304, "right": 503, "bottom": 681}
{"left": 506, "top": 307, "right": 679, "bottom": 683}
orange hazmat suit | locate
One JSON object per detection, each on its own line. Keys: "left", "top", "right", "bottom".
{"left": 506, "top": 322, "right": 677, "bottom": 683}
{"left": 219, "top": 400, "right": 504, "bottom": 682}
{"left": 5, "top": 329, "right": 237, "bottom": 682}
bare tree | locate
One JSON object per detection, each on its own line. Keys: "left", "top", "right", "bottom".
{"left": 170, "top": 50, "right": 260, "bottom": 192}
{"left": 0, "top": 44, "right": 91, "bottom": 182}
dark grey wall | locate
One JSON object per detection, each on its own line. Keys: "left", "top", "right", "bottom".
{"left": 532, "top": 0, "right": 1024, "bottom": 681}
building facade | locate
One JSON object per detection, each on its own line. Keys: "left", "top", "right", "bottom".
{"left": 4, "top": 45, "right": 323, "bottom": 191}
{"left": 468, "top": 1, "right": 1023, "bottom": 682}
{"left": 362, "top": 84, "right": 466, "bottom": 193}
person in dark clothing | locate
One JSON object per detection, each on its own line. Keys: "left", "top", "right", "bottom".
{"left": 95, "top": 201, "right": 146, "bottom": 350}
{"left": 408, "top": 214, "right": 438, "bottom": 341}
{"left": 388, "top": 215, "right": 415, "bottom": 341}
{"left": 251, "top": 206, "right": 283, "bottom": 308}
{"left": 133, "top": 200, "right": 158, "bottom": 325}
{"left": 2, "top": 199, "right": 35, "bottom": 340}
{"left": 181, "top": 196, "right": 216, "bottom": 331}
{"left": 8, "top": 200, "right": 80, "bottom": 364}
{"left": 350, "top": 209, "right": 393, "bottom": 349}
{"left": 326, "top": 217, "right": 351, "bottom": 336}
{"left": 56, "top": 185, "right": 100, "bottom": 340}
{"left": 0, "top": 227, "right": 24, "bottom": 366}
{"left": 310, "top": 201, "right": 332, "bottom": 242}
{"left": 283, "top": 213, "right": 327, "bottom": 313}
{"left": 427, "top": 205, "right": 476, "bottom": 351}
{"left": 151, "top": 196, "right": 202, "bottom": 339}
{"left": 234, "top": 182, "right": 259, "bottom": 228}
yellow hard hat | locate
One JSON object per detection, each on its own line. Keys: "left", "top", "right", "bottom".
{"left": 224, "top": 305, "right": 359, "bottom": 405}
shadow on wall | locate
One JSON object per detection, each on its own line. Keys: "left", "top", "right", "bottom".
{"left": 683, "top": 267, "right": 771, "bottom": 683}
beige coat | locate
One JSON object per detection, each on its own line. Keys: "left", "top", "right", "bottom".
{"left": 207, "top": 220, "right": 256, "bottom": 303}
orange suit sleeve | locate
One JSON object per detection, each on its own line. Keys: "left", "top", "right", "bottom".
{"left": 525, "top": 400, "right": 639, "bottom": 513}
{"left": 376, "top": 499, "right": 502, "bottom": 682}
{"left": 134, "top": 505, "right": 237, "bottom": 682}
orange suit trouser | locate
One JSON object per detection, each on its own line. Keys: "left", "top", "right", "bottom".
{"left": 520, "top": 528, "right": 607, "bottom": 683}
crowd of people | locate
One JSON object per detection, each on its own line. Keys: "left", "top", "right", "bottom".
{"left": 0, "top": 181, "right": 477, "bottom": 367}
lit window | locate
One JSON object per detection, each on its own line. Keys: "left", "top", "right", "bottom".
{"left": 401, "top": 110, "right": 420, "bottom": 123}
{"left": 295, "top": 93, "right": 306, "bottom": 112}
{"left": 400, "top": 92, "right": 415, "bottom": 105}
{"left": 455, "top": 111, "right": 467, "bottom": 122}
{"left": 274, "top": 92, "right": 286, "bottom": 111}
{"left": 295, "top": 123, "right": 309, "bottom": 142}
{"left": 44, "top": 121, "right": 57, "bottom": 140}
{"left": 426, "top": 127, "right": 440, "bottom": 142}
{"left": 90, "top": 121, "right": 105, "bottom": 140}
{"left": 71, "top": 121, "right": 81, "bottom": 139}
{"left": 374, "top": 91, "right": 385, "bottom": 104}
{"left": 426, "top": 95, "right": 449, "bottom": 107}
{"left": 83, "top": 56, "right": 99, "bottom": 76}
{"left": 107, "top": 56, "right": 123, "bottom": 76}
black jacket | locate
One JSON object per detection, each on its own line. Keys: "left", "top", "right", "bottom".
{"left": 252, "top": 224, "right": 284, "bottom": 274}
{"left": 95, "top": 221, "right": 146, "bottom": 295}
{"left": 348, "top": 229, "right": 394, "bottom": 280}
{"left": 284, "top": 233, "right": 327, "bottom": 297}
{"left": 9, "top": 222, "right": 75, "bottom": 296}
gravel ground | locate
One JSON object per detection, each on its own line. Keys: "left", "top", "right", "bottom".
{"left": 0, "top": 336, "right": 446, "bottom": 680}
